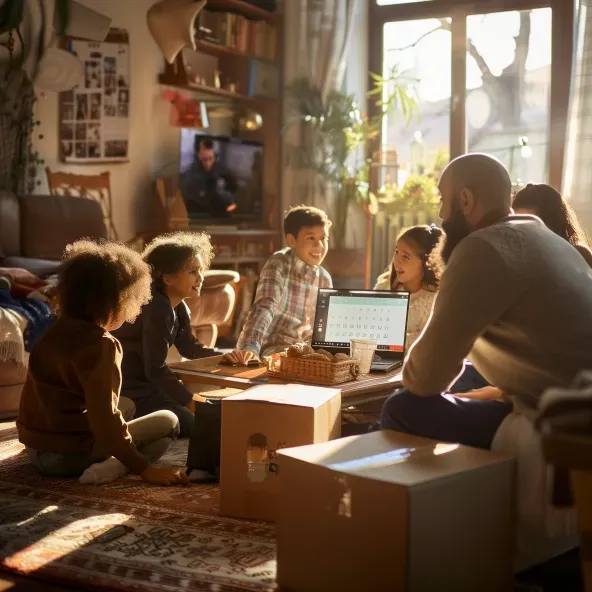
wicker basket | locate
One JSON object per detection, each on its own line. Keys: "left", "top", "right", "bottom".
{"left": 268, "top": 355, "right": 360, "bottom": 386}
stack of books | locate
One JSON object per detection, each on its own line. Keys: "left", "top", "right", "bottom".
{"left": 197, "top": 9, "right": 277, "bottom": 61}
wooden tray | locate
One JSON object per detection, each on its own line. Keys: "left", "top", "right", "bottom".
{"left": 169, "top": 355, "right": 268, "bottom": 380}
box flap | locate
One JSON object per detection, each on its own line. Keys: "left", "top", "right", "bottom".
{"left": 224, "top": 384, "right": 341, "bottom": 409}
{"left": 278, "top": 430, "right": 513, "bottom": 487}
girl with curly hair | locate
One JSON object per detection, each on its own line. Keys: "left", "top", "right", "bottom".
{"left": 17, "top": 240, "right": 189, "bottom": 486}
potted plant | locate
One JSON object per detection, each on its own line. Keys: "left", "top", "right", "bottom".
{"left": 283, "top": 67, "right": 418, "bottom": 277}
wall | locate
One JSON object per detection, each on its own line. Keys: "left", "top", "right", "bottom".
{"left": 26, "top": 0, "right": 229, "bottom": 241}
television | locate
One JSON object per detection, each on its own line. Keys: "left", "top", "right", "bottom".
{"left": 179, "top": 129, "right": 264, "bottom": 225}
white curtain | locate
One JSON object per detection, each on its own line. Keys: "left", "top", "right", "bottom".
{"left": 563, "top": 0, "right": 592, "bottom": 225}
{"left": 281, "top": 0, "right": 360, "bottom": 214}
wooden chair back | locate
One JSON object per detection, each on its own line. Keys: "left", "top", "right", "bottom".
{"left": 155, "top": 176, "right": 189, "bottom": 230}
{"left": 45, "top": 168, "right": 118, "bottom": 240}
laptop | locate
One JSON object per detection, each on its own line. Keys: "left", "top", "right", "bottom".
{"left": 311, "top": 289, "right": 409, "bottom": 372}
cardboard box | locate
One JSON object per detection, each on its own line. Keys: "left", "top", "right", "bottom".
{"left": 220, "top": 384, "right": 341, "bottom": 522}
{"left": 572, "top": 470, "right": 592, "bottom": 592}
{"left": 277, "top": 430, "right": 515, "bottom": 592}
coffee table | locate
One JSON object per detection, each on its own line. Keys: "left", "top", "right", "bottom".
{"left": 169, "top": 355, "right": 403, "bottom": 408}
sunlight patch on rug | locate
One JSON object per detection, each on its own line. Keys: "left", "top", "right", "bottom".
{"left": 0, "top": 429, "right": 277, "bottom": 592}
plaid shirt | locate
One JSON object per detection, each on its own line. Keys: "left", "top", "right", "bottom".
{"left": 237, "top": 248, "right": 333, "bottom": 356}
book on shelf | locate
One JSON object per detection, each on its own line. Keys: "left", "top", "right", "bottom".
{"left": 197, "top": 9, "right": 277, "bottom": 61}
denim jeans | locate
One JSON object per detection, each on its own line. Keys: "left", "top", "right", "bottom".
{"left": 380, "top": 389, "right": 512, "bottom": 450}
{"left": 27, "top": 397, "right": 180, "bottom": 477}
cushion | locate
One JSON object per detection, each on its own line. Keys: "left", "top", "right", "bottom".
{"left": 0, "top": 383, "right": 23, "bottom": 419}
{"left": 203, "top": 269, "right": 240, "bottom": 290}
{"left": 0, "top": 256, "right": 61, "bottom": 279}
{"left": 0, "top": 359, "right": 27, "bottom": 387}
{"left": 19, "top": 194, "right": 107, "bottom": 260}
{"left": 0, "top": 191, "right": 21, "bottom": 258}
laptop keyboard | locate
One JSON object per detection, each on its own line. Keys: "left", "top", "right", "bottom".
{"left": 371, "top": 354, "right": 403, "bottom": 371}
{"left": 372, "top": 354, "right": 391, "bottom": 366}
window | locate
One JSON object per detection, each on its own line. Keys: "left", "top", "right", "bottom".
{"left": 466, "top": 9, "right": 552, "bottom": 183}
{"left": 377, "top": 0, "right": 434, "bottom": 4}
{"left": 382, "top": 18, "right": 451, "bottom": 186}
{"left": 371, "top": 0, "right": 569, "bottom": 190}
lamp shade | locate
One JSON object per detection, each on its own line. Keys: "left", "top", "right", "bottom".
{"left": 146, "top": 0, "right": 206, "bottom": 64}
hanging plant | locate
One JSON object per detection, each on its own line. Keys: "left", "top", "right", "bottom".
{"left": 0, "top": 0, "right": 70, "bottom": 193}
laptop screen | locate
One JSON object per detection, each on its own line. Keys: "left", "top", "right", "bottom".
{"left": 312, "top": 289, "right": 409, "bottom": 352}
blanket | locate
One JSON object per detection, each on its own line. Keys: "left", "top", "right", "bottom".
{"left": 0, "top": 291, "right": 54, "bottom": 353}
{"left": 0, "top": 307, "right": 27, "bottom": 365}
{"left": 537, "top": 370, "right": 592, "bottom": 507}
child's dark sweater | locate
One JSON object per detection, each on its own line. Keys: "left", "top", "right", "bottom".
{"left": 17, "top": 317, "right": 148, "bottom": 474}
{"left": 113, "top": 291, "right": 216, "bottom": 407}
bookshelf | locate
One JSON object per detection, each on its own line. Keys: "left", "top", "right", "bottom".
{"left": 157, "top": 78, "right": 263, "bottom": 104}
{"left": 195, "top": 39, "right": 277, "bottom": 65}
{"left": 156, "top": 0, "right": 283, "bottom": 273}
{"left": 202, "top": 0, "right": 279, "bottom": 22}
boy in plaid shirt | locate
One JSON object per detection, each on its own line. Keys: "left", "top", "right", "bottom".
{"left": 228, "top": 206, "right": 332, "bottom": 363}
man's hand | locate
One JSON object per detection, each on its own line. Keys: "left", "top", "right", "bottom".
{"left": 457, "top": 386, "right": 504, "bottom": 401}
{"left": 222, "top": 350, "right": 258, "bottom": 365}
{"left": 140, "top": 465, "right": 190, "bottom": 486}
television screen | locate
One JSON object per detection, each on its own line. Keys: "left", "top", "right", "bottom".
{"left": 179, "top": 130, "right": 263, "bottom": 224}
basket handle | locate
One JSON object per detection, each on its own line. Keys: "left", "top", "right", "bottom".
{"left": 349, "top": 362, "right": 360, "bottom": 378}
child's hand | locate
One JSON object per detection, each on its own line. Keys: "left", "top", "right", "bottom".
{"left": 141, "top": 465, "right": 190, "bottom": 486}
{"left": 222, "top": 350, "right": 257, "bottom": 365}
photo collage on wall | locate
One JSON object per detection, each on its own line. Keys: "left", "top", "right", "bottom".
{"left": 59, "top": 33, "right": 130, "bottom": 163}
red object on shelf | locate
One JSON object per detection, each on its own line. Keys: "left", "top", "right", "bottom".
{"left": 162, "top": 90, "right": 208, "bottom": 128}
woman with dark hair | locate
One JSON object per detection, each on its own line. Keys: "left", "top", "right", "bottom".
{"left": 513, "top": 183, "right": 592, "bottom": 267}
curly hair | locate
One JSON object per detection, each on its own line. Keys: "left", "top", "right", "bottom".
{"left": 142, "top": 231, "right": 215, "bottom": 292}
{"left": 283, "top": 205, "right": 332, "bottom": 238}
{"left": 378, "top": 224, "right": 444, "bottom": 290}
{"left": 512, "top": 183, "right": 589, "bottom": 246}
{"left": 56, "top": 239, "right": 152, "bottom": 326}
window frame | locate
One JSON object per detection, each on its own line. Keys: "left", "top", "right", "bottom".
{"left": 368, "top": 0, "right": 574, "bottom": 189}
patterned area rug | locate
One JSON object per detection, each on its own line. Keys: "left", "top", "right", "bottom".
{"left": 0, "top": 428, "right": 277, "bottom": 591}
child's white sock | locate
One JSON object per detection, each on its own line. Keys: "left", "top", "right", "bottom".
{"left": 79, "top": 457, "right": 129, "bottom": 485}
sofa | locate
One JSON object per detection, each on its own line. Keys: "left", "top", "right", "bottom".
{"left": 0, "top": 191, "right": 239, "bottom": 418}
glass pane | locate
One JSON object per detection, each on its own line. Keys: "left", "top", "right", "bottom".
{"left": 466, "top": 8, "right": 552, "bottom": 184}
{"left": 377, "top": 1, "right": 434, "bottom": 5}
{"left": 381, "top": 18, "right": 451, "bottom": 189}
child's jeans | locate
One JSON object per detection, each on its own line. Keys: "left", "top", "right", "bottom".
{"left": 26, "top": 397, "right": 180, "bottom": 478}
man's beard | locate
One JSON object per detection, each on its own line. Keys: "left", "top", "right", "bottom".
{"left": 431, "top": 201, "right": 471, "bottom": 269}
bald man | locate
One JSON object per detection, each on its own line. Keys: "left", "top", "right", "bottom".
{"left": 380, "top": 153, "right": 592, "bottom": 449}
